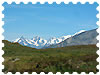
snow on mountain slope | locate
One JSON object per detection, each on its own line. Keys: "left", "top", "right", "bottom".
{"left": 14, "top": 36, "right": 30, "bottom": 46}
{"left": 46, "top": 35, "right": 72, "bottom": 46}
{"left": 13, "top": 30, "right": 86, "bottom": 49}
{"left": 30, "top": 36, "right": 47, "bottom": 47}
{"left": 47, "top": 37, "right": 61, "bottom": 45}
{"left": 73, "top": 30, "right": 85, "bottom": 36}
{"left": 60, "top": 35, "right": 72, "bottom": 41}
{"left": 14, "top": 38, "right": 20, "bottom": 42}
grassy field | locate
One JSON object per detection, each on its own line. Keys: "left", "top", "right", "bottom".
{"left": 2, "top": 40, "right": 99, "bottom": 73}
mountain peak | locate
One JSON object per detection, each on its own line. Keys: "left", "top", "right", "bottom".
{"left": 31, "top": 36, "right": 41, "bottom": 41}
{"left": 20, "top": 36, "right": 25, "bottom": 39}
{"left": 34, "top": 36, "right": 39, "bottom": 38}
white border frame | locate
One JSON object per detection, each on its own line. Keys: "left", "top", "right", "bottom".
{"left": 0, "top": 0, "right": 100, "bottom": 75}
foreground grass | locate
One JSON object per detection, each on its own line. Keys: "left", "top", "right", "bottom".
{"left": 2, "top": 40, "right": 99, "bottom": 73}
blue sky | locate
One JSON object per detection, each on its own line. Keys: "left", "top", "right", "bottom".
{"left": 3, "top": 2, "right": 98, "bottom": 41}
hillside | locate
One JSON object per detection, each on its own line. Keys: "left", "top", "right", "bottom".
{"left": 2, "top": 40, "right": 37, "bottom": 56}
{"left": 2, "top": 40, "right": 98, "bottom": 73}
{"left": 45, "top": 29, "right": 98, "bottom": 48}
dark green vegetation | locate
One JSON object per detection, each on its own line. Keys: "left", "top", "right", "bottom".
{"left": 2, "top": 40, "right": 99, "bottom": 74}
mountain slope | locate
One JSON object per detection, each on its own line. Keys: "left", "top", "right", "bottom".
{"left": 45, "top": 29, "right": 98, "bottom": 48}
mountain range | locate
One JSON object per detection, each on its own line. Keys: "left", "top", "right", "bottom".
{"left": 13, "top": 29, "right": 98, "bottom": 49}
{"left": 13, "top": 35, "right": 72, "bottom": 49}
{"left": 45, "top": 29, "right": 98, "bottom": 48}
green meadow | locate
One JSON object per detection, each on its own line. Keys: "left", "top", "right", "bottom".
{"left": 2, "top": 40, "right": 98, "bottom": 74}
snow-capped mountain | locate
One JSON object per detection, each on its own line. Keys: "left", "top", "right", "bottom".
{"left": 13, "top": 30, "right": 86, "bottom": 49}
{"left": 30, "top": 36, "right": 47, "bottom": 47}
{"left": 46, "top": 35, "right": 72, "bottom": 46}
{"left": 14, "top": 36, "right": 30, "bottom": 46}
{"left": 47, "top": 37, "right": 62, "bottom": 45}
{"left": 45, "top": 29, "right": 98, "bottom": 48}
{"left": 14, "top": 36, "right": 47, "bottom": 49}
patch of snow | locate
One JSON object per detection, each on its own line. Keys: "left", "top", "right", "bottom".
{"left": 24, "top": 42, "right": 27, "bottom": 45}
{"left": 73, "top": 30, "right": 86, "bottom": 36}
{"left": 14, "top": 38, "right": 20, "bottom": 42}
